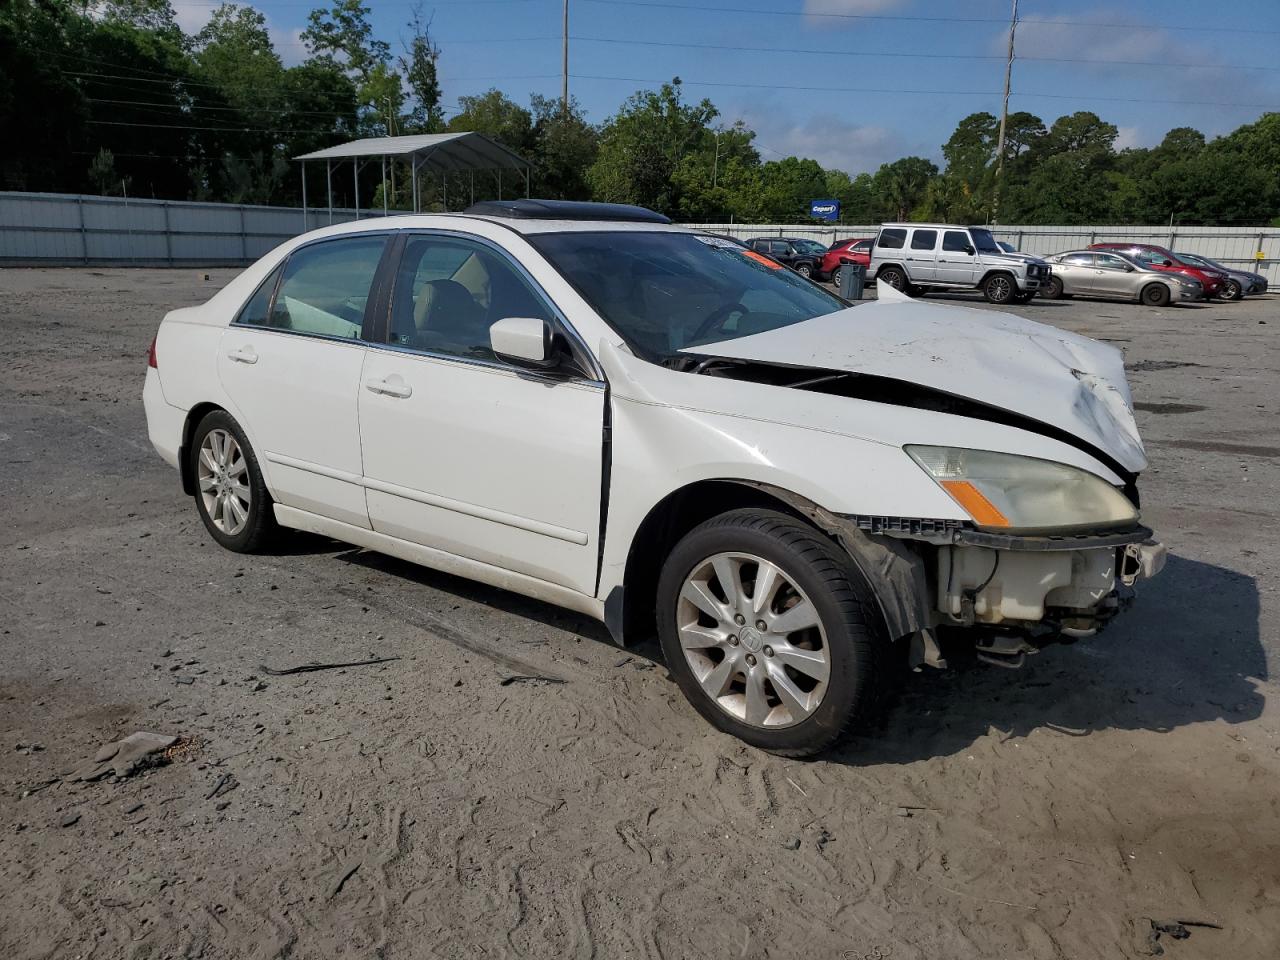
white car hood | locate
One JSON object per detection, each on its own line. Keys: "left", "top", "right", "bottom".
{"left": 684, "top": 287, "right": 1147, "bottom": 473}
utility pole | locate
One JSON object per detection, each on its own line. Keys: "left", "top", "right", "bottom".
{"left": 562, "top": 0, "right": 570, "bottom": 118}
{"left": 991, "top": 0, "right": 1019, "bottom": 225}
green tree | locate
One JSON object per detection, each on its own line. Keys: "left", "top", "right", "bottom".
{"left": 193, "top": 4, "right": 285, "bottom": 125}
{"left": 302, "top": 0, "right": 389, "bottom": 86}
{"left": 401, "top": 4, "right": 443, "bottom": 133}
{"left": 872, "top": 156, "right": 938, "bottom": 220}
{"left": 587, "top": 80, "right": 717, "bottom": 215}
{"left": 530, "top": 94, "right": 598, "bottom": 200}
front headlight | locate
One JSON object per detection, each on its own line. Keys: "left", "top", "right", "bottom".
{"left": 906, "top": 445, "right": 1139, "bottom": 533}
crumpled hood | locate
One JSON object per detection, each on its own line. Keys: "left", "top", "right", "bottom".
{"left": 685, "top": 291, "right": 1147, "bottom": 473}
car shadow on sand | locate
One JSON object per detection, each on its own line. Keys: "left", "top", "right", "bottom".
{"left": 325, "top": 544, "right": 1262, "bottom": 762}
{"left": 835, "top": 553, "right": 1265, "bottom": 766}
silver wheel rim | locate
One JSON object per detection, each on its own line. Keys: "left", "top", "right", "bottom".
{"left": 798, "top": 264, "right": 811, "bottom": 277}
{"left": 198, "top": 429, "right": 251, "bottom": 536}
{"left": 989, "top": 276, "right": 1012, "bottom": 301}
{"left": 676, "top": 552, "right": 830, "bottom": 729}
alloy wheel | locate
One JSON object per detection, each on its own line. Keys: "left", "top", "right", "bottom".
{"left": 986, "top": 275, "right": 1013, "bottom": 302}
{"left": 198, "top": 428, "right": 251, "bottom": 536}
{"left": 676, "top": 552, "right": 830, "bottom": 728}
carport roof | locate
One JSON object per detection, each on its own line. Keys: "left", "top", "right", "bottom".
{"left": 294, "top": 132, "right": 530, "bottom": 173}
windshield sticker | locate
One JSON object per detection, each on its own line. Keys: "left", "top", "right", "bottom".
{"left": 741, "top": 249, "right": 783, "bottom": 270}
{"left": 695, "top": 235, "right": 740, "bottom": 248}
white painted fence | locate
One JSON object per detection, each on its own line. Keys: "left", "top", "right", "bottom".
{"left": 1, "top": 191, "right": 1275, "bottom": 282}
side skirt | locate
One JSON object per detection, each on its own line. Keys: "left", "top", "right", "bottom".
{"left": 273, "top": 504, "right": 607, "bottom": 623}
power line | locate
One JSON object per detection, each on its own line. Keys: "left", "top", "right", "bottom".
{"left": 567, "top": 35, "right": 1280, "bottom": 73}
{"left": 579, "top": 0, "right": 1280, "bottom": 34}
{"left": 570, "top": 72, "right": 1280, "bottom": 110}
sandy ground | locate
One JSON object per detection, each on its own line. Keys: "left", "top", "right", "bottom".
{"left": 1, "top": 268, "right": 1278, "bottom": 960}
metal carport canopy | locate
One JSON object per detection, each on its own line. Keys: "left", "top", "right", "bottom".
{"left": 294, "top": 132, "right": 532, "bottom": 220}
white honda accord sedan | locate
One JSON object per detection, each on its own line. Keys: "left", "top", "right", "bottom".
{"left": 144, "top": 199, "right": 1165, "bottom": 755}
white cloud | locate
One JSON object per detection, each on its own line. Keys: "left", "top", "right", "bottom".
{"left": 170, "top": 0, "right": 211, "bottom": 34}
{"left": 1113, "top": 125, "right": 1146, "bottom": 151}
{"left": 804, "top": 0, "right": 911, "bottom": 17}
{"left": 171, "top": 1, "right": 308, "bottom": 66}
{"left": 735, "top": 105, "right": 936, "bottom": 174}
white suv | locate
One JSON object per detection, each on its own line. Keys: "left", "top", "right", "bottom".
{"left": 143, "top": 199, "right": 1163, "bottom": 756}
{"left": 870, "top": 223, "right": 1052, "bottom": 303}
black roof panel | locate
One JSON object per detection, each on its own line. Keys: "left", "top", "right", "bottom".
{"left": 463, "top": 199, "right": 672, "bottom": 224}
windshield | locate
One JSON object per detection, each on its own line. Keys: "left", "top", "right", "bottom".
{"left": 530, "top": 231, "right": 847, "bottom": 362}
{"left": 1175, "top": 252, "right": 1215, "bottom": 269}
{"left": 793, "top": 239, "right": 827, "bottom": 256}
{"left": 969, "top": 228, "right": 1002, "bottom": 254}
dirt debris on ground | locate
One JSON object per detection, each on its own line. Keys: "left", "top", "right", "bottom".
{"left": 1, "top": 268, "right": 1278, "bottom": 959}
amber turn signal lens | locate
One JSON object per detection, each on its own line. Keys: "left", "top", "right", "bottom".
{"left": 940, "top": 480, "right": 1010, "bottom": 528}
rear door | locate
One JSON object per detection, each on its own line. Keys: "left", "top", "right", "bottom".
{"left": 935, "top": 229, "right": 977, "bottom": 285}
{"left": 1054, "top": 252, "right": 1097, "bottom": 294}
{"left": 217, "top": 234, "right": 389, "bottom": 528}
{"left": 357, "top": 231, "right": 606, "bottom": 596}
{"left": 905, "top": 228, "right": 939, "bottom": 282}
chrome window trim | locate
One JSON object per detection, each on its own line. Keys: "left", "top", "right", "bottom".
{"left": 390, "top": 227, "right": 606, "bottom": 383}
{"left": 365, "top": 338, "right": 605, "bottom": 391}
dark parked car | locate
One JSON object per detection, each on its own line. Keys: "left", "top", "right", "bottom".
{"left": 745, "top": 237, "right": 825, "bottom": 278}
{"left": 1173, "top": 252, "right": 1268, "bottom": 300}
{"left": 818, "top": 238, "right": 874, "bottom": 286}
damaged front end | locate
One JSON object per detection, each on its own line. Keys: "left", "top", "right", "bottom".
{"left": 743, "top": 483, "right": 1166, "bottom": 672}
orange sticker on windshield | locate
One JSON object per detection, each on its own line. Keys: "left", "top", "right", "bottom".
{"left": 742, "top": 249, "right": 783, "bottom": 269}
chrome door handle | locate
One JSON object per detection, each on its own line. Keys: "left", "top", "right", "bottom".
{"left": 365, "top": 377, "right": 412, "bottom": 399}
{"left": 227, "top": 346, "right": 258, "bottom": 364}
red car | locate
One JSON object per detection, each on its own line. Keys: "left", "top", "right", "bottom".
{"left": 1088, "top": 243, "right": 1227, "bottom": 298}
{"left": 818, "top": 237, "right": 874, "bottom": 286}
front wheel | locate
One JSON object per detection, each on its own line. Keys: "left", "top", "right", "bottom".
{"left": 1222, "top": 279, "right": 1243, "bottom": 301}
{"left": 190, "top": 410, "right": 279, "bottom": 553}
{"left": 983, "top": 273, "right": 1015, "bottom": 303}
{"left": 795, "top": 262, "right": 813, "bottom": 279}
{"left": 1140, "top": 282, "right": 1171, "bottom": 307}
{"left": 656, "top": 509, "right": 887, "bottom": 757}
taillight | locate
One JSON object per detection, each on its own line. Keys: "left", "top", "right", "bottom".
{"left": 147, "top": 336, "right": 158, "bottom": 369}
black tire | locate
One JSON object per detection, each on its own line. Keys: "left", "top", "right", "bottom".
{"left": 1140, "top": 282, "right": 1170, "bottom": 307}
{"left": 1040, "top": 276, "right": 1064, "bottom": 300}
{"left": 1223, "top": 279, "right": 1243, "bottom": 301}
{"left": 877, "top": 265, "right": 909, "bottom": 293}
{"left": 189, "top": 409, "right": 279, "bottom": 553}
{"left": 656, "top": 509, "right": 888, "bottom": 757}
{"left": 831, "top": 265, "right": 845, "bottom": 290}
{"left": 795, "top": 262, "right": 813, "bottom": 279}
{"left": 982, "top": 272, "right": 1016, "bottom": 304}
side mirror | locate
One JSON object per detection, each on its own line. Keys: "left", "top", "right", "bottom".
{"left": 490, "top": 317, "right": 557, "bottom": 368}
{"left": 964, "top": 245, "right": 975, "bottom": 255}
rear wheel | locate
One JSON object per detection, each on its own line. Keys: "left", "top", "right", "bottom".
{"left": 982, "top": 273, "right": 1016, "bottom": 304}
{"left": 1223, "top": 279, "right": 1243, "bottom": 301}
{"left": 1140, "top": 282, "right": 1171, "bottom": 307}
{"left": 190, "top": 410, "right": 279, "bottom": 553}
{"left": 657, "top": 509, "right": 888, "bottom": 757}
{"left": 877, "top": 265, "right": 909, "bottom": 293}
{"left": 831, "top": 265, "right": 845, "bottom": 289}
{"left": 1040, "top": 276, "right": 1065, "bottom": 300}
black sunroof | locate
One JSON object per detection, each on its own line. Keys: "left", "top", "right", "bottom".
{"left": 463, "top": 199, "right": 672, "bottom": 224}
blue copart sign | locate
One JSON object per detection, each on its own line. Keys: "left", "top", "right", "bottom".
{"left": 809, "top": 199, "right": 840, "bottom": 221}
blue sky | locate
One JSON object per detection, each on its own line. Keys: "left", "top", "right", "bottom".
{"left": 173, "top": 0, "right": 1280, "bottom": 174}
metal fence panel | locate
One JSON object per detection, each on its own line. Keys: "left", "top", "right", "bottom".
{"left": 1, "top": 193, "right": 1275, "bottom": 282}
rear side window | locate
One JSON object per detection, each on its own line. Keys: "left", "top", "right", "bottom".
{"left": 942, "top": 231, "right": 971, "bottom": 253}
{"left": 234, "top": 265, "right": 283, "bottom": 327}
{"left": 852, "top": 240, "right": 871, "bottom": 252}
{"left": 877, "top": 229, "right": 906, "bottom": 249}
{"left": 1062, "top": 253, "right": 1094, "bottom": 265}
{"left": 267, "top": 237, "right": 387, "bottom": 339}
{"left": 910, "top": 229, "right": 938, "bottom": 250}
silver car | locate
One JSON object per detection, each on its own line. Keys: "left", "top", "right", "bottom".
{"left": 1174, "top": 252, "right": 1269, "bottom": 301}
{"left": 1040, "top": 250, "right": 1203, "bottom": 307}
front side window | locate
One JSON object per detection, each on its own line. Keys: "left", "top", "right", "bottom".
{"left": 266, "top": 237, "right": 386, "bottom": 338}
{"left": 941, "top": 231, "right": 970, "bottom": 253}
{"left": 877, "top": 228, "right": 906, "bottom": 249}
{"left": 1096, "top": 253, "right": 1129, "bottom": 270}
{"left": 529, "top": 231, "right": 847, "bottom": 362}
{"left": 910, "top": 229, "right": 938, "bottom": 250}
{"left": 388, "top": 234, "right": 555, "bottom": 362}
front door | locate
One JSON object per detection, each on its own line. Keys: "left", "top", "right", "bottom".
{"left": 935, "top": 229, "right": 977, "bottom": 286}
{"left": 1091, "top": 252, "right": 1138, "bottom": 298}
{"left": 357, "top": 232, "right": 606, "bottom": 596}
{"left": 217, "top": 234, "right": 388, "bottom": 529}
